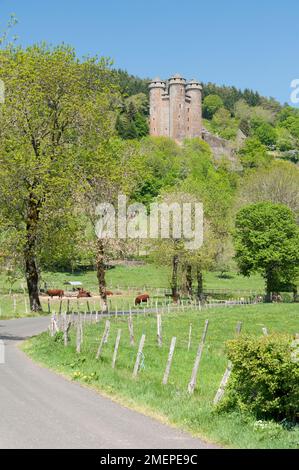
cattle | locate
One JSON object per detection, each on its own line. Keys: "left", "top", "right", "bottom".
{"left": 135, "top": 293, "right": 150, "bottom": 306}
{"left": 47, "top": 289, "right": 64, "bottom": 299}
{"left": 77, "top": 288, "right": 92, "bottom": 298}
{"left": 105, "top": 290, "right": 114, "bottom": 296}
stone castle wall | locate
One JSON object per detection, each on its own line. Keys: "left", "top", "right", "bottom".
{"left": 149, "top": 74, "right": 202, "bottom": 141}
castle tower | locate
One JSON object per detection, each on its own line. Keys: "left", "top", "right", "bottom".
{"left": 149, "top": 78, "right": 166, "bottom": 137}
{"left": 149, "top": 74, "right": 202, "bottom": 141}
{"left": 185, "top": 79, "right": 202, "bottom": 139}
{"left": 168, "top": 74, "right": 187, "bottom": 141}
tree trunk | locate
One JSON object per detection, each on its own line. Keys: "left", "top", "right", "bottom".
{"left": 265, "top": 268, "right": 274, "bottom": 303}
{"left": 24, "top": 196, "right": 42, "bottom": 312}
{"left": 171, "top": 254, "right": 179, "bottom": 303}
{"left": 196, "top": 268, "right": 205, "bottom": 303}
{"left": 96, "top": 238, "right": 107, "bottom": 311}
{"left": 186, "top": 264, "right": 193, "bottom": 299}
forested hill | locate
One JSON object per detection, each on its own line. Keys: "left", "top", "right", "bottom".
{"left": 115, "top": 68, "right": 280, "bottom": 110}
{"left": 114, "top": 69, "right": 299, "bottom": 166}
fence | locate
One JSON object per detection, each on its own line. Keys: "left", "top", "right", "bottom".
{"left": 47, "top": 306, "right": 299, "bottom": 406}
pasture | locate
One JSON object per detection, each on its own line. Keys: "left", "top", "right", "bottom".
{"left": 23, "top": 303, "right": 299, "bottom": 449}
{"left": 0, "top": 264, "right": 268, "bottom": 319}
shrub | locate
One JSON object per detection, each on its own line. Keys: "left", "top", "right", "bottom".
{"left": 220, "top": 334, "right": 299, "bottom": 422}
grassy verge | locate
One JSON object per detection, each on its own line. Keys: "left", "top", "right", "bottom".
{"left": 22, "top": 304, "right": 299, "bottom": 448}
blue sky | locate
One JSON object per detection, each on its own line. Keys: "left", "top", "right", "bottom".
{"left": 1, "top": 0, "right": 299, "bottom": 104}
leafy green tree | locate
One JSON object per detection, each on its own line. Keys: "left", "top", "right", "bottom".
{"left": 234, "top": 202, "right": 299, "bottom": 302}
{"left": 202, "top": 94, "right": 224, "bottom": 119}
{"left": 80, "top": 137, "right": 146, "bottom": 309}
{"left": 238, "top": 160, "right": 299, "bottom": 222}
{"left": 279, "top": 115, "right": 299, "bottom": 139}
{"left": 134, "top": 137, "right": 183, "bottom": 206}
{"left": 179, "top": 139, "right": 237, "bottom": 294}
{"left": 239, "top": 137, "right": 270, "bottom": 169}
{"left": 275, "top": 127, "right": 296, "bottom": 151}
{"left": 134, "top": 112, "right": 149, "bottom": 137}
{"left": 253, "top": 122, "right": 277, "bottom": 147}
{"left": 210, "top": 108, "right": 239, "bottom": 140}
{"left": 116, "top": 96, "right": 149, "bottom": 139}
{"left": 0, "top": 44, "right": 117, "bottom": 310}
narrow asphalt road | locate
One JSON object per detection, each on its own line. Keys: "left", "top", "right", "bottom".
{"left": 0, "top": 316, "right": 217, "bottom": 449}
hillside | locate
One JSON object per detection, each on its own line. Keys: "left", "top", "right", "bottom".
{"left": 114, "top": 69, "right": 299, "bottom": 167}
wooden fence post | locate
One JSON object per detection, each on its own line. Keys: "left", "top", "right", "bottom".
{"left": 112, "top": 329, "right": 122, "bottom": 369}
{"left": 188, "top": 320, "right": 209, "bottom": 394}
{"left": 53, "top": 313, "right": 59, "bottom": 333}
{"left": 162, "top": 337, "right": 176, "bottom": 385}
{"left": 76, "top": 317, "right": 81, "bottom": 354}
{"left": 157, "top": 314, "right": 162, "bottom": 347}
{"left": 24, "top": 297, "right": 28, "bottom": 315}
{"left": 63, "top": 315, "right": 72, "bottom": 347}
{"left": 79, "top": 313, "right": 83, "bottom": 345}
{"left": 188, "top": 323, "right": 192, "bottom": 351}
{"left": 213, "top": 321, "right": 243, "bottom": 406}
{"left": 128, "top": 314, "right": 135, "bottom": 346}
{"left": 49, "top": 315, "right": 55, "bottom": 337}
{"left": 96, "top": 320, "right": 111, "bottom": 359}
{"left": 133, "top": 334, "right": 146, "bottom": 378}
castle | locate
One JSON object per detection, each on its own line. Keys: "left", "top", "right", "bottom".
{"left": 149, "top": 74, "right": 202, "bottom": 142}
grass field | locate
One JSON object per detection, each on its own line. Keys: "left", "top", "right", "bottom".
{"left": 0, "top": 264, "right": 266, "bottom": 294}
{"left": 23, "top": 303, "right": 299, "bottom": 449}
{"left": 0, "top": 264, "right": 268, "bottom": 319}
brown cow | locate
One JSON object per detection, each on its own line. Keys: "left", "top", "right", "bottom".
{"left": 135, "top": 293, "right": 150, "bottom": 306}
{"left": 47, "top": 289, "right": 64, "bottom": 299}
{"left": 105, "top": 290, "right": 114, "bottom": 296}
{"left": 77, "top": 288, "right": 92, "bottom": 298}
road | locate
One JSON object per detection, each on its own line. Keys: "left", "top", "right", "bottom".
{"left": 0, "top": 316, "right": 217, "bottom": 449}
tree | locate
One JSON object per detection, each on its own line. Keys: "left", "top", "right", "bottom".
{"left": 253, "top": 122, "right": 277, "bottom": 147}
{"left": 238, "top": 137, "right": 270, "bottom": 169}
{"left": 0, "top": 44, "right": 117, "bottom": 310}
{"left": 80, "top": 137, "right": 146, "bottom": 310}
{"left": 210, "top": 108, "right": 239, "bottom": 140}
{"left": 202, "top": 94, "right": 224, "bottom": 119}
{"left": 116, "top": 93, "right": 149, "bottom": 140}
{"left": 238, "top": 160, "right": 299, "bottom": 222}
{"left": 275, "top": 127, "right": 296, "bottom": 151}
{"left": 234, "top": 202, "right": 299, "bottom": 302}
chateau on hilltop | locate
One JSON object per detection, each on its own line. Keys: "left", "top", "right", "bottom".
{"left": 149, "top": 74, "right": 202, "bottom": 142}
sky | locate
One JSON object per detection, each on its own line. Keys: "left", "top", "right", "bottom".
{"left": 1, "top": 0, "right": 299, "bottom": 104}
